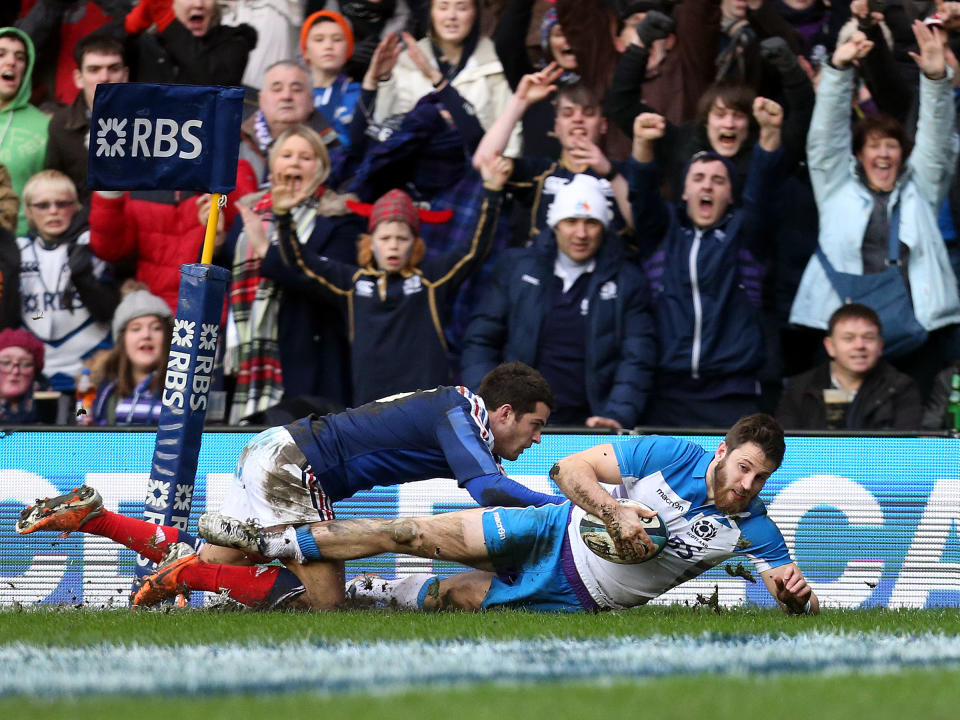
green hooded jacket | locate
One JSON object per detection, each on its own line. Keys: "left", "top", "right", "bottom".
{"left": 0, "top": 27, "right": 50, "bottom": 235}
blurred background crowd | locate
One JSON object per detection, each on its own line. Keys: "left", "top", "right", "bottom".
{"left": 1, "top": 0, "right": 959, "bottom": 432}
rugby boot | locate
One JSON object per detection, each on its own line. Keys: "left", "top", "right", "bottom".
{"left": 131, "top": 542, "right": 198, "bottom": 608}
{"left": 198, "top": 512, "right": 266, "bottom": 554}
{"left": 15, "top": 485, "right": 103, "bottom": 536}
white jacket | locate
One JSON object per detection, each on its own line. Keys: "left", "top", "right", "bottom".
{"left": 375, "top": 36, "right": 522, "bottom": 157}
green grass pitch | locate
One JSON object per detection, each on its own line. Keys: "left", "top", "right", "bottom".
{"left": 2, "top": 605, "right": 960, "bottom": 719}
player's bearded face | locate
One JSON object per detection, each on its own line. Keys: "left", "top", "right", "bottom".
{"left": 710, "top": 442, "right": 773, "bottom": 515}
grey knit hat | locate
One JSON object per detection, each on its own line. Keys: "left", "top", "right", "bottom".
{"left": 112, "top": 290, "right": 172, "bottom": 340}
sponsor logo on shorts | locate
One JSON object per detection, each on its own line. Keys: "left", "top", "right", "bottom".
{"left": 493, "top": 511, "right": 506, "bottom": 540}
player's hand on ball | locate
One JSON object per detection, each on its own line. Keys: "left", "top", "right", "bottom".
{"left": 603, "top": 501, "right": 659, "bottom": 561}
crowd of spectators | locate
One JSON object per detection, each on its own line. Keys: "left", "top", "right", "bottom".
{"left": 1, "top": 0, "right": 960, "bottom": 432}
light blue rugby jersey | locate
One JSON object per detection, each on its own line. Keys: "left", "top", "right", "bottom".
{"left": 567, "top": 435, "right": 792, "bottom": 609}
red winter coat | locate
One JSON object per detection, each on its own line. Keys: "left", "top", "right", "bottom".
{"left": 89, "top": 161, "right": 257, "bottom": 311}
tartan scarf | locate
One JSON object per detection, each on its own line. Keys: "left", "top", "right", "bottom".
{"left": 226, "top": 190, "right": 322, "bottom": 423}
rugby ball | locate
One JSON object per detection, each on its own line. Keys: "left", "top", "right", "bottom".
{"left": 579, "top": 499, "right": 668, "bottom": 564}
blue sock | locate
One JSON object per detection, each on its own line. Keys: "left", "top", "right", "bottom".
{"left": 263, "top": 567, "right": 306, "bottom": 610}
{"left": 416, "top": 575, "right": 440, "bottom": 609}
{"left": 174, "top": 529, "right": 204, "bottom": 553}
{"left": 295, "top": 525, "right": 323, "bottom": 561}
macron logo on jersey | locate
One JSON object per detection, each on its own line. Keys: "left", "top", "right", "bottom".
{"left": 455, "top": 385, "right": 493, "bottom": 451}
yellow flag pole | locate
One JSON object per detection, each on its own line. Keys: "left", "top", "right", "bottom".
{"left": 200, "top": 191, "right": 223, "bottom": 265}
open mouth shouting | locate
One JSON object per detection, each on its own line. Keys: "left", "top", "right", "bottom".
{"left": 186, "top": 10, "right": 209, "bottom": 36}
{"left": 715, "top": 130, "right": 740, "bottom": 155}
{"left": 0, "top": 68, "right": 19, "bottom": 94}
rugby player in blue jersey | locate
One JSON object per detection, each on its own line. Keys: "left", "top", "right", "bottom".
{"left": 17, "top": 362, "right": 562, "bottom": 609}
{"left": 202, "top": 413, "right": 820, "bottom": 614}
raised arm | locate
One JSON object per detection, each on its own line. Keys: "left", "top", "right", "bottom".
{"left": 851, "top": 0, "right": 914, "bottom": 123}
{"left": 626, "top": 112, "right": 672, "bottom": 254}
{"left": 739, "top": 98, "right": 785, "bottom": 256}
{"left": 89, "top": 191, "right": 137, "bottom": 263}
{"left": 424, "top": 154, "right": 512, "bottom": 287}
{"left": 550, "top": 444, "right": 660, "bottom": 561}
{"left": 759, "top": 37, "right": 815, "bottom": 167}
{"left": 472, "top": 64, "right": 564, "bottom": 169}
{"left": 807, "top": 31, "right": 874, "bottom": 204}
{"left": 754, "top": 96, "right": 783, "bottom": 153}
{"left": 907, "top": 19, "right": 959, "bottom": 205}
{"left": 604, "top": 11, "right": 675, "bottom": 137}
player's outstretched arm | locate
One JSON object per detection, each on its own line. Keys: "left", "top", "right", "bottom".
{"left": 760, "top": 563, "right": 820, "bottom": 615}
{"left": 550, "top": 444, "right": 658, "bottom": 560}
{"left": 463, "top": 472, "right": 566, "bottom": 508}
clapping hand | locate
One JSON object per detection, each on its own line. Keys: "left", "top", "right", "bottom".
{"left": 362, "top": 32, "right": 403, "bottom": 90}
{"left": 403, "top": 31, "right": 444, "bottom": 87}
{"left": 270, "top": 173, "right": 312, "bottom": 216}
{"left": 236, "top": 203, "right": 269, "bottom": 259}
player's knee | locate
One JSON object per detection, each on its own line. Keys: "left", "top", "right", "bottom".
{"left": 384, "top": 518, "right": 419, "bottom": 546}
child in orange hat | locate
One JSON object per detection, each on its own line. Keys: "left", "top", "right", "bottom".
{"left": 301, "top": 11, "right": 362, "bottom": 149}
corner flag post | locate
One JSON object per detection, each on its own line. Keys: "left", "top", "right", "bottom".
{"left": 88, "top": 83, "right": 244, "bottom": 598}
{"left": 200, "top": 192, "right": 224, "bottom": 266}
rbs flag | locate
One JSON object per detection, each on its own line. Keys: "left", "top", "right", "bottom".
{"left": 87, "top": 83, "right": 244, "bottom": 193}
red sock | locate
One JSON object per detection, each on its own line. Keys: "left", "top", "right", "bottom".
{"left": 83, "top": 511, "right": 183, "bottom": 564}
{"left": 179, "top": 562, "right": 300, "bottom": 608}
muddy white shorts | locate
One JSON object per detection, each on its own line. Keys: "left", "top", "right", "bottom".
{"left": 219, "top": 425, "right": 335, "bottom": 527}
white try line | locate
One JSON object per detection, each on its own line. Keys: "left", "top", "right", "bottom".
{"left": 2, "top": 633, "right": 960, "bottom": 697}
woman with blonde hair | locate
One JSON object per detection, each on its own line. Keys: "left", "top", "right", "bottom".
{"left": 225, "top": 124, "right": 363, "bottom": 422}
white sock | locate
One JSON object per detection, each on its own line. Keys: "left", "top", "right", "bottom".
{"left": 350, "top": 573, "right": 438, "bottom": 609}
{"left": 262, "top": 526, "right": 302, "bottom": 562}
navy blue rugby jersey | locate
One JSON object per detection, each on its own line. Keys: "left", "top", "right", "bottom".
{"left": 285, "top": 385, "right": 501, "bottom": 502}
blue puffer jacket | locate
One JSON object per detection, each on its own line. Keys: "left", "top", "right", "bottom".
{"left": 626, "top": 145, "right": 782, "bottom": 386}
{"left": 460, "top": 222, "right": 656, "bottom": 427}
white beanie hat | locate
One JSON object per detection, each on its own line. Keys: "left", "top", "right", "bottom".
{"left": 112, "top": 290, "right": 173, "bottom": 339}
{"left": 545, "top": 174, "right": 612, "bottom": 229}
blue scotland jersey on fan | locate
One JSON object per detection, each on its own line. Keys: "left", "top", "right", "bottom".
{"left": 568, "top": 435, "right": 792, "bottom": 609}
{"left": 285, "top": 386, "right": 501, "bottom": 502}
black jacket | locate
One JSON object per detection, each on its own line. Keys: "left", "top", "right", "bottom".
{"left": 776, "top": 360, "right": 923, "bottom": 430}
{"left": 0, "top": 226, "right": 20, "bottom": 330}
{"left": 45, "top": 93, "right": 91, "bottom": 204}
{"left": 129, "top": 18, "right": 256, "bottom": 86}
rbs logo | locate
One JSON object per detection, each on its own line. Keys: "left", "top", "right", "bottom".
{"left": 95, "top": 117, "right": 203, "bottom": 160}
